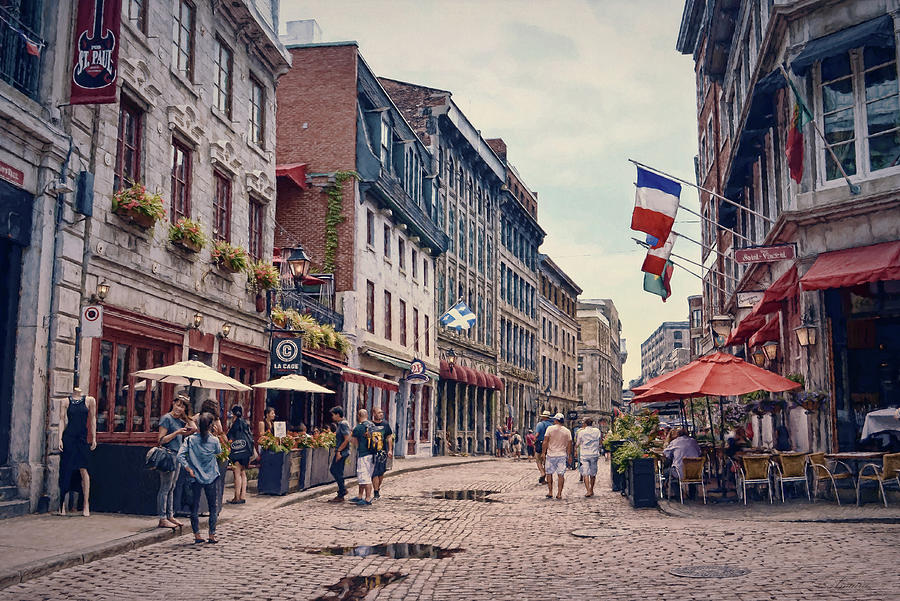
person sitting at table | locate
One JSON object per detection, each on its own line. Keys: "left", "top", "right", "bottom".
{"left": 663, "top": 429, "right": 701, "bottom": 481}
{"left": 725, "top": 426, "right": 750, "bottom": 461}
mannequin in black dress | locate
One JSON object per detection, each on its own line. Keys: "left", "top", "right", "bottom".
{"left": 58, "top": 387, "right": 97, "bottom": 516}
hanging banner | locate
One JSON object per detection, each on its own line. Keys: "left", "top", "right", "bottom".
{"left": 70, "top": 0, "right": 122, "bottom": 105}
{"left": 270, "top": 338, "right": 302, "bottom": 376}
{"left": 405, "top": 358, "right": 429, "bottom": 384}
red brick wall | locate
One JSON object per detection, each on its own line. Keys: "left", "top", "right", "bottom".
{"left": 275, "top": 44, "right": 360, "bottom": 292}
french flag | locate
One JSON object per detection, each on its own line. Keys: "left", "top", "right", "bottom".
{"left": 641, "top": 231, "right": 676, "bottom": 276}
{"left": 631, "top": 167, "right": 680, "bottom": 249}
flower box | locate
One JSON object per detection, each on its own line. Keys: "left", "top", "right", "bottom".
{"left": 168, "top": 217, "right": 207, "bottom": 253}
{"left": 111, "top": 183, "right": 165, "bottom": 230}
{"left": 212, "top": 241, "right": 249, "bottom": 274}
{"left": 114, "top": 206, "right": 157, "bottom": 229}
{"left": 174, "top": 237, "right": 202, "bottom": 253}
{"left": 258, "top": 449, "right": 303, "bottom": 495}
{"left": 608, "top": 439, "right": 627, "bottom": 492}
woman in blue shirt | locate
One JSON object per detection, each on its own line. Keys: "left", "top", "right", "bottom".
{"left": 177, "top": 412, "right": 222, "bottom": 544}
{"left": 156, "top": 395, "right": 193, "bottom": 529}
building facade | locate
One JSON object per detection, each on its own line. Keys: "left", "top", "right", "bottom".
{"left": 275, "top": 37, "right": 447, "bottom": 456}
{"left": 678, "top": 0, "right": 900, "bottom": 452}
{"left": 688, "top": 294, "right": 703, "bottom": 360}
{"left": 2, "top": 0, "right": 289, "bottom": 515}
{"left": 640, "top": 321, "right": 690, "bottom": 383}
{"left": 380, "top": 78, "right": 506, "bottom": 456}
{"left": 539, "top": 255, "right": 582, "bottom": 417}
{"left": 577, "top": 299, "right": 624, "bottom": 425}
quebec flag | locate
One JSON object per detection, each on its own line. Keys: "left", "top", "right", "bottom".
{"left": 439, "top": 301, "right": 476, "bottom": 331}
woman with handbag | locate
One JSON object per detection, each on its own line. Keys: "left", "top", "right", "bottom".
{"left": 178, "top": 412, "right": 222, "bottom": 544}
{"left": 156, "top": 395, "right": 193, "bottom": 528}
{"left": 227, "top": 405, "right": 254, "bottom": 504}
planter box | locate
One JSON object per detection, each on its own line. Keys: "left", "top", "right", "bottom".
{"left": 626, "top": 457, "right": 658, "bottom": 508}
{"left": 608, "top": 440, "right": 627, "bottom": 492}
{"left": 258, "top": 449, "right": 303, "bottom": 495}
{"left": 114, "top": 207, "right": 157, "bottom": 229}
{"left": 172, "top": 237, "right": 202, "bottom": 253}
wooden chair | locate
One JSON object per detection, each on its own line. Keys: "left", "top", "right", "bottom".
{"left": 857, "top": 452, "right": 900, "bottom": 508}
{"left": 773, "top": 452, "right": 810, "bottom": 502}
{"left": 672, "top": 457, "right": 707, "bottom": 504}
{"left": 737, "top": 454, "right": 773, "bottom": 504}
{"left": 808, "top": 452, "right": 854, "bottom": 505}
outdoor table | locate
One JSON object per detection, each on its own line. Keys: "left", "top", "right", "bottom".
{"left": 860, "top": 408, "right": 900, "bottom": 439}
{"left": 825, "top": 452, "right": 885, "bottom": 476}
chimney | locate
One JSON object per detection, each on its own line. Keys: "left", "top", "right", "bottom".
{"left": 485, "top": 138, "right": 507, "bottom": 161}
{"left": 281, "top": 19, "right": 323, "bottom": 45}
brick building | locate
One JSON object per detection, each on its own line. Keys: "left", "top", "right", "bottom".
{"left": 539, "top": 255, "right": 582, "bottom": 418}
{"left": 275, "top": 35, "right": 447, "bottom": 456}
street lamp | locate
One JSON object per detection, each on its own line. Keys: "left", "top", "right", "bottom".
{"left": 286, "top": 245, "right": 311, "bottom": 286}
{"left": 96, "top": 281, "right": 110, "bottom": 300}
{"left": 709, "top": 314, "right": 733, "bottom": 348}
{"left": 219, "top": 323, "right": 232, "bottom": 339}
{"left": 446, "top": 349, "right": 456, "bottom": 367}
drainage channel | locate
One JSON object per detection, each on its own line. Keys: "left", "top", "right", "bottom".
{"left": 311, "top": 572, "right": 407, "bottom": 601}
{"left": 308, "top": 543, "right": 463, "bottom": 559}
{"left": 427, "top": 489, "right": 500, "bottom": 502}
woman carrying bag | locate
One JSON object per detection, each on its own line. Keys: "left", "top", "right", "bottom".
{"left": 155, "top": 395, "right": 193, "bottom": 529}
{"left": 177, "top": 412, "right": 222, "bottom": 544}
{"left": 227, "top": 405, "right": 254, "bottom": 504}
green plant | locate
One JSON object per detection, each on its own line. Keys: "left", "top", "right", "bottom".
{"left": 212, "top": 240, "right": 249, "bottom": 271}
{"left": 323, "top": 170, "right": 358, "bottom": 273}
{"left": 786, "top": 373, "right": 805, "bottom": 387}
{"left": 271, "top": 306, "right": 288, "bottom": 326}
{"left": 604, "top": 410, "right": 660, "bottom": 473}
{"left": 112, "top": 182, "right": 166, "bottom": 221}
{"left": 257, "top": 432, "right": 292, "bottom": 453}
{"left": 168, "top": 217, "right": 207, "bottom": 248}
{"left": 333, "top": 331, "right": 350, "bottom": 354}
{"left": 216, "top": 437, "right": 231, "bottom": 463}
{"left": 248, "top": 260, "right": 281, "bottom": 291}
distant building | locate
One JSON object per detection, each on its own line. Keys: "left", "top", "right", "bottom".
{"left": 687, "top": 295, "right": 703, "bottom": 360}
{"left": 640, "top": 321, "right": 690, "bottom": 381}
{"left": 577, "top": 299, "right": 625, "bottom": 424}
{"left": 539, "top": 255, "right": 582, "bottom": 417}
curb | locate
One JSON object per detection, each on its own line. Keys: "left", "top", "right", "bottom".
{"left": 0, "top": 456, "right": 494, "bottom": 590}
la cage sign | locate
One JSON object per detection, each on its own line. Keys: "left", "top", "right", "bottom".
{"left": 271, "top": 338, "right": 302, "bottom": 375}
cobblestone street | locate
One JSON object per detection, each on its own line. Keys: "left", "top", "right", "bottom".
{"left": 2, "top": 459, "right": 898, "bottom": 601}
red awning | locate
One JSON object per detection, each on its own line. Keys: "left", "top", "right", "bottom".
{"left": 801, "top": 240, "right": 900, "bottom": 291}
{"left": 748, "top": 315, "right": 780, "bottom": 348}
{"left": 753, "top": 265, "right": 798, "bottom": 316}
{"left": 461, "top": 366, "right": 478, "bottom": 386}
{"left": 304, "top": 351, "right": 398, "bottom": 392}
{"left": 725, "top": 312, "right": 767, "bottom": 346}
{"left": 275, "top": 163, "right": 309, "bottom": 190}
{"left": 474, "top": 371, "right": 487, "bottom": 388}
{"left": 491, "top": 375, "right": 505, "bottom": 391}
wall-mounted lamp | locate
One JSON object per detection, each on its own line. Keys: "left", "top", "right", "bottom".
{"left": 219, "top": 323, "right": 232, "bottom": 339}
{"left": 446, "top": 348, "right": 456, "bottom": 366}
{"left": 794, "top": 322, "right": 817, "bottom": 347}
{"left": 191, "top": 312, "right": 203, "bottom": 329}
{"left": 91, "top": 281, "right": 110, "bottom": 302}
{"left": 709, "top": 314, "right": 733, "bottom": 348}
{"left": 763, "top": 340, "right": 779, "bottom": 362}
{"left": 751, "top": 347, "right": 766, "bottom": 367}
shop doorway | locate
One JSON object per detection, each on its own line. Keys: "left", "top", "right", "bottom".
{"left": 0, "top": 238, "right": 23, "bottom": 465}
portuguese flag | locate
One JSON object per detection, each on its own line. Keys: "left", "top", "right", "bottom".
{"left": 786, "top": 77, "right": 813, "bottom": 184}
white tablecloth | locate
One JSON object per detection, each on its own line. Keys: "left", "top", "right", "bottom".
{"left": 861, "top": 408, "right": 900, "bottom": 439}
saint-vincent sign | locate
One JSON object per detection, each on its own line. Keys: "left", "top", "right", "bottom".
{"left": 70, "top": 0, "right": 121, "bottom": 105}
{"left": 734, "top": 244, "right": 795, "bottom": 265}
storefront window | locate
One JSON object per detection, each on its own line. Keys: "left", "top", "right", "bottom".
{"left": 97, "top": 341, "right": 113, "bottom": 433}
{"left": 114, "top": 344, "right": 131, "bottom": 432}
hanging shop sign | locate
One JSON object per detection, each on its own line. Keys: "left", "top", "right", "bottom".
{"left": 0, "top": 160, "right": 24, "bottom": 188}
{"left": 734, "top": 244, "right": 795, "bottom": 265}
{"left": 271, "top": 338, "right": 302, "bottom": 376}
{"left": 405, "top": 358, "right": 429, "bottom": 384}
{"left": 737, "top": 291, "right": 765, "bottom": 308}
{"left": 80, "top": 305, "right": 103, "bottom": 338}
{"left": 70, "top": 0, "right": 122, "bottom": 105}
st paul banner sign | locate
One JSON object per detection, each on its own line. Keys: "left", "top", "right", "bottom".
{"left": 70, "top": 0, "right": 121, "bottom": 105}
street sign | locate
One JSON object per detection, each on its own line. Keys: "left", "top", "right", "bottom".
{"left": 406, "top": 358, "right": 429, "bottom": 384}
{"left": 737, "top": 291, "right": 765, "bottom": 308}
{"left": 566, "top": 410, "right": 579, "bottom": 421}
{"left": 81, "top": 305, "right": 103, "bottom": 338}
{"left": 734, "top": 244, "right": 795, "bottom": 264}
{"left": 271, "top": 338, "right": 302, "bottom": 376}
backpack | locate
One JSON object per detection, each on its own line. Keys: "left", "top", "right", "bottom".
{"left": 228, "top": 419, "right": 252, "bottom": 462}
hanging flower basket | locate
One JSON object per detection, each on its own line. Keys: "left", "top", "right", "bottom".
{"left": 211, "top": 240, "right": 249, "bottom": 273}
{"left": 112, "top": 183, "right": 165, "bottom": 229}
{"left": 169, "top": 217, "right": 207, "bottom": 253}
{"left": 248, "top": 260, "right": 280, "bottom": 292}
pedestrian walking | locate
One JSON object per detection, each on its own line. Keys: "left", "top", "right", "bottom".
{"left": 541, "top": 413, "right": 573, "bottom": 499}
{"left": 534, "top": 410, "right": 553, "bottom": 484}
{"left": 525, "top": 430, "right": 536, "bottom": 457}
{"left": 177, "top": 412, "right": 222, "bottom": 544}
{"left": 369, "top": 407, "right": 393, "bottom": 500}
{"left": 328, "top": 406, "right": 351, "bottom": 503}
{"left": 156, "top": 395, "right": 193, "bottom": 528}
{"left": 351, "top": 409, "right": 375, "bottom": 506}
{"left": 227, "top": 405, "right": 254, "bottom": 504}
{"left": 510, "top": 430, "right": 523, "bottom": 459}
{"left": 575, "top": 418, "right": 602, "bottom": 497}
{"left": 494, "top": 426, "right": 505, "bottom": 457}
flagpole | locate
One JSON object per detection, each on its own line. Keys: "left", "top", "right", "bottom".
{"left": 778, "top": 64, "right": 861, "bottom": 195}
{"left": 676, "top": 203, "right": 754, "bottom": 245}
{"left": 629, "top": 158, "right": 776, "bottom": 225}
{"left": 409, "top": 295, "right": 465, "bottom": 353}
{"left": 671, "top": 228, "right": 735, "bottom": 259}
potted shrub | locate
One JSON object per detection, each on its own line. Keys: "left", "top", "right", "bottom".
{"left": 168, "top": 217, "right": 207, "bottom": 253}
{"left": 211, "top": 240, "right": 249, "bottom": 273}
{"left": 604, "top": 410, "right": 659, "bottom": 506}
{"left": 248, "top": 260, "right": 280, "bottom": 292}
{"left": 257, "top": 432, "right": 297, "bottom": 495}
{"left": 111, "top": 182, "right": 165, "bottom": 228}
{"left": 271, "top": 306, "right": 289, "bottom": 329}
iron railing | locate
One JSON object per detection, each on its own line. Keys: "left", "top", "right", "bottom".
{"left": 277, "top": 289, "right": 344, "bottom": 331}
{"left": 0, "top": 4, "right": 43, "bottom": 100}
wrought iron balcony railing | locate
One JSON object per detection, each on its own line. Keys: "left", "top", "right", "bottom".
{"left": 277, "top": 289, "right": 344, "bottom": 332}
{"left": 0, "top": 6, "right": 43, "bottom": 100}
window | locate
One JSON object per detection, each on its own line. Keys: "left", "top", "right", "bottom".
{"left": 213, "top": 171, "right": 231, "bottom": 242}
{"left": 820, "top": 53, "right": 857, "bottom": 180}
{"left": 114, "top": 98, "right": 142, "bottom": 191}
{"left": 250, "top": 76, "right": 265, "bottom": 148}
{"left": 248, "top": 198, "right": 263, "bottom": 260}
{"left": 128, "top": 0, "right": 147, "bottom": 34}
{"left": 170, "top": 139, "right": 191, "bottom": 221}
{"left": 366, "top": 210, "right": 375, "bottom": 247}
{"left": 384, "top": 291, "right": 392, "bottom": 340}
{"left": 692, "top": 309, "right": 702, "bottom": 328}
{"left": 383, "top": 224, "right": 391, "bottom": 258}
{"left": 413, "top": 308, "right": 420, "bottom": 352}
{"left": 862, "top": 47, "right": 900, "bottom": 172}
{"left": 412, "top": 249, "right": 418, "bottom": 279}
{"left": 423, "top": 260, "right": 429, "bottom": 288}
{"left": 214, "top": 37, "right": 233, "bottom": 118}
{"left": 673, "top": 331, "right": 682, "bottom": 340}
{"left": 172, "top": 0, "right": 195, "bottom": 81}
{"left": 424, "top": 315, "right": 430, "bottom": 356}
{"left": 366, "top": 281, "right": 375, "bottom": 333}
{"left": 398, "top": 238, "right": 406, "bottom": 271}
{"left": 380, "top": 114, "right": 391, "bottom": 166}
{"left": 399, "top": 299, "right": 407, "bottom": 346}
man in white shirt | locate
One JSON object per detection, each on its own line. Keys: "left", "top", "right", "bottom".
{"left": 575, "top": 418, "right": 602, "bottom": 497}
{"left": 541, "top": 413, "right": 573, "bottom": 500}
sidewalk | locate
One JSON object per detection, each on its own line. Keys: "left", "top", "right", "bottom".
{"left": 659, "top": 497, "right": 900, "bottom": 522}
{"left": 0, "top": 455, "right": 492, "bottom": 590}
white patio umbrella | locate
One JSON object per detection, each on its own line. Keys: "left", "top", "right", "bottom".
{"left": 133, "top": 360, "right": 251, "bottom": 391}
{"left": 252, "top": 374, "right": 334, "bottom": 394}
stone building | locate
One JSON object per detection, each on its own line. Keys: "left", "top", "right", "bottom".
{"left": 678, "top": 0, "right": 900, "bottom": 452}
{"left": 275, "top": 35, "right": 447, "bottom": 457}
{"left": 687, "top": 294, "right": 704, "bottom": 360}
{"left": 487, "top": 138, "right": 544, "bottom": 437}
{"left": 577, "top": 299, "right": 624, "bottom": 427}
{"left": 380, "top": 78, "right": 506, "bottom": 456}
{"left": 539, "top": 255, "right": 582, "bottom": 417}
{"left": 1, "top": 0, "right": 289, "bottom": 515}
{"left": 640, "top": 321, "right": 689, "bottom": 383}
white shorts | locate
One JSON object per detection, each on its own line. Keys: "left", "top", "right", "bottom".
{"left": 356, "top": 454, "right": 374, "bottom": 485}
{"left": 580, "top": 456, "right": 599, "bottom": 476}
{"left": 545, "top": 455, "right": 567, "bottom": 475}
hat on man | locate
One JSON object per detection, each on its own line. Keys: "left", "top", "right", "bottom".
{"left": 553, "top": 412, "right": 565, "bottom": 421}
{"left": 540, "top": 410, "right": 553, "bottom": 418}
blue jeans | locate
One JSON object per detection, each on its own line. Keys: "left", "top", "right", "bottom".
{"left": 189, "top": 478, "right": 219, "bottom": 535}
{"left": 157, "top": 464, "right": 180, "bottom": 520}
{"left": 331, "top": 455, "right": 347, "bottom": 497}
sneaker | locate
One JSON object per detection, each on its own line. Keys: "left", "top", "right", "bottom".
{"left": 538, "top": 476, "right": 546, "bottom": 484}
{"left": 348, "top": 497, "right": 362, "bottom": 503}
{"left": 373, "top": 491, "right": 381, "bottom": 499}
{"left": 355, "top": 499, "right": 372, "bottom": 506}
{"left": 327, "top": 496, "right": 345, "bottom": 503}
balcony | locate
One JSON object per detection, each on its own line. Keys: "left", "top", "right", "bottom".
{"left": 361, "top": 171, "right": 449, "bottom": 254}
{"left": 0, "top": 6, "right": 43, "bottom": 100}
{"left": 276, "top": 289, "right": 344, "bottom": 332}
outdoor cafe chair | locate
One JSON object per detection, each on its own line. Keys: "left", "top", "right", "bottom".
{"left": 856, "top": 452, "right": 900, "bottom": 508}
{"left": 773, "top": 452, "right": 810, "bottom": 503}
{"left": 737, "top": 454, "right": 773, "bottom": 504}
{"left": 808, "top": 452, "right": 855, "bottom": 505}
{"left": 653, "top": 455, "right": 668, "bottom": 499}
{"left": 670, "top": 456, "right": 707, "bottom": 504}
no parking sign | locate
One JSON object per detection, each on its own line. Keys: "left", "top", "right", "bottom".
{"left": 81, "top": 305, "right": 103, "bottom": 338}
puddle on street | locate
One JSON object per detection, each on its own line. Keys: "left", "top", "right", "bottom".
{"left": 312, "top": 572, "right": 407, "bottom": 601}
{"left": 309, "top": 543, "right": 463, "bottom": 559}
{"left": 427, "top": 489, "right": 500, "bottom": 502}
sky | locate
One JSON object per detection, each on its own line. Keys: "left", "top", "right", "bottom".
{"left": 279, "top": 0, "right": 703, "bottom": 386}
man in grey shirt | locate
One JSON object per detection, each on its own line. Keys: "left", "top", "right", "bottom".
{"left": 663, "top": 429, "right": 701, "bottom": 479}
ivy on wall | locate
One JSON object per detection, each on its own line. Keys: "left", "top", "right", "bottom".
{"left": 323, "top": 170, "right": 358, "bottom": 273}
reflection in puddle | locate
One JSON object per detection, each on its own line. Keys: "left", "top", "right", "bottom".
{"left": 312, "top": 572, "right": 407, "bottom": 601}
{"left": 309, "top": 543, "right": 463, "bottom": 559}
{"left": 428, "top": 489, "right": 500, "bottom": 502}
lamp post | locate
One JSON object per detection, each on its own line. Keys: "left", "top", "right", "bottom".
{"left": 709, "top": 314, "right": 733, "bottom": 348}
{"left": 285, "top": 244, "right": 311, "bottom": 288}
